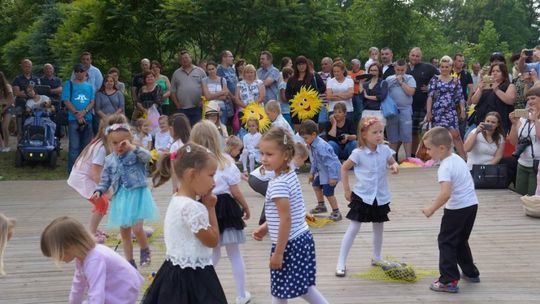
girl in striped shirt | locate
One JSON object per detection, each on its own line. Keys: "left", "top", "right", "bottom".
{"left": 253, "top": 127, "right": 328, "bottom": 304}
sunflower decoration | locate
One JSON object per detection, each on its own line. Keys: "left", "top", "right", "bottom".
{"left": 241, "top": 102, "right": 271, "bottom": 132}
{"left": 290, "top": 86, "right": 322, "bottom": 120}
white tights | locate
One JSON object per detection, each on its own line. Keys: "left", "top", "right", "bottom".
{"left": 336, "top": 220, "right": 384, "bottom": 269}
{"left": 271, "top": 286, "right": 329, "bottom": 304}
{"left": 212, "top": 244, "right": 247, "bottom": 298}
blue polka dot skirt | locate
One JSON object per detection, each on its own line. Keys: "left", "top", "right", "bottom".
{"left": 270, "top": 230, "right": 316, "bottom": 299}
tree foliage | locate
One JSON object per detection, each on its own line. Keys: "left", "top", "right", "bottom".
{"left": 0, "top": 0, "right": 537, "bottom": 82}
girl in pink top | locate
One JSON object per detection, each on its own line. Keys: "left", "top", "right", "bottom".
{"left": 41, "top": 216, "right": 144, "bottom": 304}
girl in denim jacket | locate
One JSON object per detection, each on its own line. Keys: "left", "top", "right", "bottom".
{"left": 91, "top": 123, "right": 159, "bottom": 268}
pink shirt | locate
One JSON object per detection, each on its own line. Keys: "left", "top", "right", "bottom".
{"left": 70, "top": 245, "right": 144, "bottom": 304}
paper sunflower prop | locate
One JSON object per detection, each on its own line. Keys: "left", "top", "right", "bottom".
{"left": 290, "top": 86, "right": 322, "bottom": 120}
{"left": 241, "top": 102, "right": 271, "bottom": 132}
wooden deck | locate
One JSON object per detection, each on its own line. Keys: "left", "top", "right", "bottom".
{"left": 1, "top": 168, "right": 539, "bottom": 303}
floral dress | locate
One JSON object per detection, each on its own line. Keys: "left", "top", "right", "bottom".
{"left": 428, "top": 76, "right": 463, "bottom": 129}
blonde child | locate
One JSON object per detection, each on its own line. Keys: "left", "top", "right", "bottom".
{"left": 67, "top": 114, "right": 128, "bottom": 242}
{"left": 240, "top": 117, "right": 262, "bottom": 174}
{"left": 190, "top": 120, "right": 251, "bottom": 304}
{"left": 225, "top": 135, "right": 243, "bottom": 159}
{"left": 265, "top": 99, "right": 294, "bottom": 135}
{"left": 0, "top": 213, "right": 16, "bottom": 276}
{"left": 41, "top": 216, "right": 143, "bottom": 303}
{"left": 298, "top": 119, "right": 343, "bottom": 221}
{"left": 421, "top": 127, "right": 480, "bottom": 293}
{"left": 90, "top": 123, "right": 159, "bottom": 268}
{"left": 134, "top": 118, "right": 153, "bottom": 150}
{"left": 169, "top": 113, "right": 191, "bottom": 193}
{"left": 253, "top": 127, "right": 328, "bottom": 304}
{"left": 335, "top": 117, "right": 399, "bottom": 277}
{"left": 154, "top": 115, "right": 172, "bottom": 153}
{"left": 144, "top": 143, "right": 227, "bottom": 303}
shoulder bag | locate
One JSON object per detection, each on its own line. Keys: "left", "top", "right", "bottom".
{"left": 380, "top": 80, "right": 398, "bottom": 118}
{"left": 471, "top": 164, "right": 508, "bottom": 189}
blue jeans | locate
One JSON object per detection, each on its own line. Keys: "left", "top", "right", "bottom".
{"left": 328, "top": 140, "right": 357, "bottom": 160}
{"left": 352, "top": 94, "right": 363, "bottom": 126}
{"left": 68, "top": 120, "right": 93, "bottom": 174}
{"left": 177, "top": 106, "right": 202, "bottom": 127}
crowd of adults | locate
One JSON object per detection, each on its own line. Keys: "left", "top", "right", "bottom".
{"left": 1, "top": 46, "right": 540, "bottom": 194}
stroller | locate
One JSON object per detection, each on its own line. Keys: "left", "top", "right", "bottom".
{"left": 15, "top": 109, "right": 60, "bottom": 168}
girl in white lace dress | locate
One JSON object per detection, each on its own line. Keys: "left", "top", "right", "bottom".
{"left": 144, "top": 143, "right": 227, "bottom": 303}
{"left": 190, "top": 121, "right": 252, "bottom": 304}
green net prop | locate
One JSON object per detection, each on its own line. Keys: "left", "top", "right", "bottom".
{"left": 353, "top": 258, "right": 438, "bottom": 283}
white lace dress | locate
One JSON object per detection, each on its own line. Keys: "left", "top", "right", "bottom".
{"left": 143, "top": 197, "right": 228, "bottom": 303}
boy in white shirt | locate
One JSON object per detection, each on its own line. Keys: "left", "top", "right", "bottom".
{"left": 265, "top": 99, "right": 294, "bottom": 136}
{"left": 421, "top": 127, "right": 480, "bottom": 294}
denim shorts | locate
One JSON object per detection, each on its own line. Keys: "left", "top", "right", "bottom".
{"left": 386, "top": 106, "right": 413, "bottom": 143}
{"left": 312, "top": 175, "right": 336, "bottom": 197}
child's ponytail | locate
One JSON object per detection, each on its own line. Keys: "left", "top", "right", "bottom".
{"left": 152, "top": 153, "right": 173, "bottom": 188}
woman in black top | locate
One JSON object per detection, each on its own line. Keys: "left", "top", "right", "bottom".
{"left": 471, "top": 63, "right": 516, "bottom": 134}
{"left": 137, "top": 71, "right": 163, "bottom": 114}
{"left": 361, "top": 63, "right": 387, "bottom": 122}
{"left": 286, "top": 55, "right": 326, "bottom": 128}
{"left": 326, "top": 102, "right": 357, "bottom": 160}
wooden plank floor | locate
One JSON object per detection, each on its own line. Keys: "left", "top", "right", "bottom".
{"left": 1, "top": 168, "right": 539, "bottom": 303}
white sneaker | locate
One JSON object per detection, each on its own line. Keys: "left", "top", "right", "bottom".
{"left": 236, "top": 291, "right": 251, "bottom": 304}
{"left": 1, "top": 147, "right": 10, "bottom": 152}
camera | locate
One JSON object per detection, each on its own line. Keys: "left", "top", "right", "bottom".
{"left": 512, "top": 137, "right": 532, "bottom": 158}
{"left": 356, "top": 74, "right": 372, "bottom": 81}
{"left": 525, "top": 49, "right": 533, "bottom": 57}
{"left": 481, "top": 123, "right": 492, "bottom": 131}
{"left": 338, "top": 134, "right": 347, "bottom": 141}
{"left": 76, "top": 122, "right": 87, "bottom": 133}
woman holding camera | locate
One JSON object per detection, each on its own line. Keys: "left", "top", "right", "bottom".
{"left": 507, "top": 87, "right": 540, "bottom": 195}
{"left": 464, "top": 111, "right": 505, "bottom": 170}
{"left": 470, "top": 63, "right": 516, "bottom": 134}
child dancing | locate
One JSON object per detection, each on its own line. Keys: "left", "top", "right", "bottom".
{"left": 335, "top": 117, "right": 399, "bottom": 277}
{"left": 298, "top": 119, "right": 342, "bottom": 221}
{"left": 253, "top": 127, "right": 328, "bottom": 304}
{"left": 144, "top": 143, "right": 227, "bottom": 303}
{"left": 91, "top": 123, "right": 159, "bottom": 268}
{"left": 41, "top": 216, "right": 143, "bottom": 303}
{"left": 191, "top": 120, "right": 252, "bottom": 304}
{"left": 422, "top": 126, "right": 480, "bottom": 293}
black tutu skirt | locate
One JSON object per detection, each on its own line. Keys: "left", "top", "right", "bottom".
{"left": 142, "top": 260, "right": 227, "bottom": 304}
{"left": 215, "top": 193, "right": 245, "bottom": 233}
{"left": 346, "top": 192, "right": 390, "bottom": 223}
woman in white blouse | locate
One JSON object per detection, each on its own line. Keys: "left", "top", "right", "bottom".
{"left": 326, "top": 62, "right": 354, "bottom": 120}
{"left": 464, "top": 111, "right": 505, "bottom": 170}
{"left": 234, "top": 64, "right": 265, "bottom": 108}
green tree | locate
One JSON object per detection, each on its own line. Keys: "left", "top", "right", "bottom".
{"left": 464, "top": 20, "right": 509, "bottom": 65}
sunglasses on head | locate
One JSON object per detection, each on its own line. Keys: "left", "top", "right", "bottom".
{"left": 75, "top": 69, "right": 85, "bottom": 73}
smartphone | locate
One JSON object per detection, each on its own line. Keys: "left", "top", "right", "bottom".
{"left": 514, "top": 109, "right": 529, "bottom": 118}
{"left": 481, "top": 123, "right": 492, "bottom": 131}
{"left": 356, "top": 74, "right": 372, "bottom": 81}
{"left": 525, "top": 49, "right": 533, "bottom": 57}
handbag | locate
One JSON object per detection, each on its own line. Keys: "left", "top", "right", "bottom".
{"left": 380, "top": 80, "right": 398, "bottom": 118}
{"left": 471, "top": 164, "right": 508, "bottom": 189}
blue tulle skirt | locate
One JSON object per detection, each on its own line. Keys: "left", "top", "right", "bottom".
{"left": 108, "top": 185, "right": 159, "bottom": 228}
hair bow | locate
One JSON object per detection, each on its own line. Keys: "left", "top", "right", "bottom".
{"left": 361, "top": 117, "right": 380, "bottom": 130}
{"left": 170, "top": 151, "right": 177, "bottom": 160}
{"left": 105, "top": 123, "right": 131, "bottom": 135}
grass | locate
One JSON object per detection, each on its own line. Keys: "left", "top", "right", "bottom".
{"left": 0, "top": 150, "right": 68, "bottom": 181}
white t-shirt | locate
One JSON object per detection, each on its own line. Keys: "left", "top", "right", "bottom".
{"left": 164, "top": 196, "right": 212, "bottom": 269}
{"left": 326, "top": 77, "right": 354, "bottom": 112}
{"left": 67, "top": 143, "right": 106, "bottom": 199}
{"left": 134, "top": 133, "right": 152, "bottom": 150}
{"left": 466, "top": 129, "right": 504, "bottom": 170}
{"left": 243, "top": 132, "right": 262, "bottom": 154}
{"left": 438, "top": 153, "right": 478, "bottom": 210}
{"left": 169, "top": 139, "right": 184, "bottom": 153}
{"left": 271, "top": 114, "right": 294, "bottom": 135}
{"left": 516, "top": 118, "right": 540, "bottom": 167}
{"left": 213, "top": 155, "right": 241, "bottom": 195}
{"left": 265, "top": 170, "right": 309, "bottom": 243}
{"left": 26, "top": 95, "right": 51, "bottom": 110}
{"left": 155, "top": 130, "right": 172, "bottom": 151}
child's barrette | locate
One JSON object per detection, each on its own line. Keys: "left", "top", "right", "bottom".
{"left": 283, "top": 134, "right": 288, "bottom": 145}
{"left": 186, "top": 145, "right": 192, "bottom": 153}
{"left": 105, "top": 123, "right": 131, "bottom": 135}
{"left": 361, "top": 117, "right": 380, "bottom": 130}
{"left": 170, "top": 151, "right": 177, "bottom": 160}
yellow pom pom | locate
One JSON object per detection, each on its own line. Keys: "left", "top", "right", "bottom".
{"left": 290, "top": 86, "right": 322, "bottom": 120}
